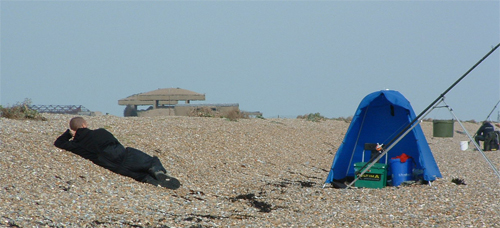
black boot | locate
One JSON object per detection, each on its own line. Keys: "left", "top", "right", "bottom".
{"left": 148, "top": 166, "right": 169, "bottom": 181}
{"left": 142, "top": 174, "right": 180, "bottom": 190}
{"left": 158, "top": 176, "right": 181, "bottom": 190}
{"left": 148, "top": 156, "right": 169, "bottom": 179}
{"left": 141, "top": 175, "right": 161, "bottom": 187}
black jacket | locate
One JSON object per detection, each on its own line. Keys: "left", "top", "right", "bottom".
{"left": 54, "top": 128, "right": 126, "bottom": 170}
{"left": 476, "top": 122, "right": 495, "bottom": 136}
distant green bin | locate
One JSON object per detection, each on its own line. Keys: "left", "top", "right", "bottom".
{"left": 433, "top": 119, "right": 454, "bottom": 137}
{"left": 354, "top": 162, "right": 387, "bottom": 189}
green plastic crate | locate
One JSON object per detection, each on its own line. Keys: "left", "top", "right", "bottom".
{"left": 354, "top": 162, "right": 387, "bottom": 189}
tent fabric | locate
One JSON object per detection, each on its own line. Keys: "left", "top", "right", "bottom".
{"left": 325, "top": 90, "right": 442, "bottom": 184}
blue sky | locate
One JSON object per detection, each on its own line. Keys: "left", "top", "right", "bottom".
{"left": 1, "top": 1, "right": 499, "bottom": 121}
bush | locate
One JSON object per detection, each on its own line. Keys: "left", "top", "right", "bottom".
{"left": 189, "top": 107, "right": 215, "bottom": 118}
{"left": 0, "top": 99, "right": 47, "bottom": 121}
{"left": 297, "top": 113, "right": 327, "bottom": 122}
{"left": 224, "top": 110, "right": 248, "bottom": 121}
{"left": 188, "top": 108, "right": 248, "bottom": 121}
{"left": 332, "top": 116, "right": 353, "bottom": 123}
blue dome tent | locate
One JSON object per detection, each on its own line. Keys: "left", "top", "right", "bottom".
{"left": 325, "top": 90, "right": 442, "bottom": 185}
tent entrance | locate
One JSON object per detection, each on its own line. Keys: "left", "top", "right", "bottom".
{"left": 346, "top": 113, "right": 431, "bottom": 188}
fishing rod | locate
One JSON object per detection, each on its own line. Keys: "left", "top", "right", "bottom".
{"left": 485, "top": 100, "right": 500, "bottom": 122}
{"left": 348, "top": 43, "right": 500, "bottom": 188}
{"left": 385, "top": 43, "right": 500, "bottom": 151}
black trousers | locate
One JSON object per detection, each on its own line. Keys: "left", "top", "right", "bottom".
{"left": 113, "top": 147, "right": 166, "bottom": 182}
{"left": 475, "top": 135, "right": 486, "bottom": 147}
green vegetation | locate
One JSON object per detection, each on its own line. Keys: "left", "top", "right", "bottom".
{"left": 0, "top": 98, "right": 47, "bottom": 121}
{"left": 297, "top": 113, "right": 327, "bottom": 122}
{"left": 331, "top": 116, "right": 353, "bottom": 122}
{"left": 189, "top": 107, "right": 215, "bottom": 118}
{"left": 297, "top": 113, "right": 353, "bottom": 122}
{"left": 189, "top": 108, "right": 249, "bottom": 121}
{"left": 224, "top": 110, "right": 248, "bottom": 121}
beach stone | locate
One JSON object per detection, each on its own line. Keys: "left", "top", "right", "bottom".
{"left": 1, "top": 114, "right": 499, "bottom": 226}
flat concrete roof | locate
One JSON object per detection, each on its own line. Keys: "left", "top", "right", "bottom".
{"left": 118, "top": 88, "right": 206, "bottom": 106}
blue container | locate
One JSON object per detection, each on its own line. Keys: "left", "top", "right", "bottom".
{"left": 390, "top": 158, "right": 414, "bottom": 186}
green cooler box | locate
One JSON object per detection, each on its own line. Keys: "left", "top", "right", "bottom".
{"left": 354, "top": 162, "right": 388, "bottom": 189}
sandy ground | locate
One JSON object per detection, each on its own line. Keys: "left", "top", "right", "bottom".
{"left": 1, "top": 114, "right": 500, "bottom": 227}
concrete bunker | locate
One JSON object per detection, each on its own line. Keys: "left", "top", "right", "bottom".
{"left": 118, "top": 88, "right": 241, "bottom": 117}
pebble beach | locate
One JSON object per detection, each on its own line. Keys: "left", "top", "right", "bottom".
{"left": 1, "top": 114, "right": 500, "bottom": 227}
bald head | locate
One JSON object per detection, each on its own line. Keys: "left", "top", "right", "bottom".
{"left": 69, "top": 117, "right": 88, "bottom": 131}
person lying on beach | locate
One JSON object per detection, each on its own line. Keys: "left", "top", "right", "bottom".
{"left": 54, "top": 117, "right": 180, "bottom": 189}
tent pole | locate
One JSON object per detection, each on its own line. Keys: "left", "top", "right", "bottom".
{"left": 442, "top": 100, "right": 500, "bottom": 179}
{"left": 346, "top": 99, "right": 443, "bottom": 188}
